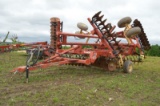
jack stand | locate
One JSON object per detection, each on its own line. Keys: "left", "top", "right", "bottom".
{"left": 26, "top": 65, "right": 29, "bottom": 83}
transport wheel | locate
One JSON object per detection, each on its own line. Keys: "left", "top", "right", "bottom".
{"left": 108, "top": 62, "right": 116, "bottom": 71}
{"left": 117, "top": 17, "right": 132, "bottom": 28}
{"left": 75, "top": 31, "right": 81, "bottom": 34}
{"left": 77, "top": 22, "right": 88, "bottom": 31}
{"left": 75, "top": 31, "right": 85, "bottom": 39}
{"left": 123, "top": 60, "right": 133, "bottom": 73}
{"left": 126, "top": 27, "right": 141, "bottom": 38}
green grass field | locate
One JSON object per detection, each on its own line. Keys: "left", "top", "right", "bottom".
{"left": 0, "top": 52, "right": 160, "bottom": 106}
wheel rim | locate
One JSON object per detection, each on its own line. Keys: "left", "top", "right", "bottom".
{"left": 128, "top": 64, "right": 133, "bottom": 73}
{"left": 108, "top": 62, "right": 116, "bottom": 71}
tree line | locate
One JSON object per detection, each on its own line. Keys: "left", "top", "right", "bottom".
{"left": 147, "top": 44, "right": 160, "bottom": 57}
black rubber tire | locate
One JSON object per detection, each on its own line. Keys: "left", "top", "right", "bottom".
{"left": 117, "top": 17, "right": 132, "bottom": 28}
{"left": 126, "top": 27, "right": 141, "bottom": 38}
{"left": 123, "top": 60, "right": 133, "bottom": 73}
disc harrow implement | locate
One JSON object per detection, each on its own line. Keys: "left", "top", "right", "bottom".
{"left": 10, "top": 11, "right": 151, "bottom": 82}
{"left": 133, "top": 19, "right": 151, "bottom": 50}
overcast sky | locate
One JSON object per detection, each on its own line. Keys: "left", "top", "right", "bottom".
{"left": 0, "top": 0, "right": 159, "bottom": 45}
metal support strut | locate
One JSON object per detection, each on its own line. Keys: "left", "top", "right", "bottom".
{"left": 26, "top": 65, "right": 29, "bottom": 83}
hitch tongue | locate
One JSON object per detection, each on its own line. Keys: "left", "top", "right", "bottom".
{"left": 11, "top": 66, "right": 26, "bottom": 73}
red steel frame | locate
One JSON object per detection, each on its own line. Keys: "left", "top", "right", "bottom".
{"left": 11, "top": 15, "right": 144, "bottom": 73}
{"left": 0, "top": 41, "right": 47, "bottom": 53}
